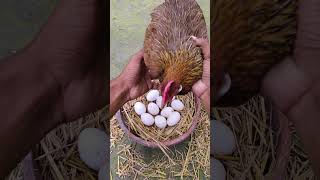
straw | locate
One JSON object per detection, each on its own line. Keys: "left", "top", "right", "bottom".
{"left": 213, "top": 96, "right": 315, "bottom": 179}
{"left": 113, "top": 104, "right": 210, "bottom": 179}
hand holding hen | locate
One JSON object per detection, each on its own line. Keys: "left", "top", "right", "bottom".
{"left": 191, "top": 36, "right": 210, "bottom": 112}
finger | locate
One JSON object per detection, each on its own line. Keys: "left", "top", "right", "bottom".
{"left": 130, "top": 49, "right": 144, "bottom": 63}
{"left": 144, "top": 73, "right": 153, "bottom": 90}
{"left": 192, "top": 80, "right": 207, "bottom": 98}
{"left": 191, "top": 36, "right": 210, "bottom": 60}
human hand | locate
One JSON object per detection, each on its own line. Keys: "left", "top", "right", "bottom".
{"left": 119, "top": 50, "right": 153, "bottom": 101}
{"left": 191, "top": 36, "right": 210, "bottom": 111}
{"left": 28, "top": 0, "right": 107, "bottom": 122}
{"left": 262, "top": 0, "right": 320, "bottom": 113}
{"left": 262, "top": 0, "right": 320, "bottom": 176}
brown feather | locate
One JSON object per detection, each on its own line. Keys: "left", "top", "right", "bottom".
{"left": 144, "top": 0, "right": 208, "bottom": 94}
{"left": 212, "top": 0, "right": 297, "bottom": 106}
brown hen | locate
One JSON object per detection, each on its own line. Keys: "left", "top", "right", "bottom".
{"left": 144, "top": 0, "right": 208, "bottom": 106}
{"left": 212, "top": 0, "right": 297, "bottom": 106}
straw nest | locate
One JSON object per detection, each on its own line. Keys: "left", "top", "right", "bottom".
{"left": 5, "top": 107, "right": 109, "bottom": 180}
{"left": 111, "top": 105, "right": 210, "bottom": 179}
{"left": 5, "top": 98, "right": 316, "bottom": 179}
{"left": 213, "top": 96, "right": 315, "bottom": 179}
{"left": 121, "top": 92, "right": 196, "bottom": 143}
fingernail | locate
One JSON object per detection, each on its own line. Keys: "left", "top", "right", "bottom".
{"left": 191, "top": 36, "right": 197, "bottom": 41}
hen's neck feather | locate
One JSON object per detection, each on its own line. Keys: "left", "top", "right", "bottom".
{"left": 160, "top": 50, "right": 203, "bottom": 87}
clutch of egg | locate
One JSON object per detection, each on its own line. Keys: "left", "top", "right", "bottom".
{"left": 134, "top": 90, "right": 184, "bottom": 128}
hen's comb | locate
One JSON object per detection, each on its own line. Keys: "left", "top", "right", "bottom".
{"left": 162, "top": 80, "right": 175, "bottom": 106}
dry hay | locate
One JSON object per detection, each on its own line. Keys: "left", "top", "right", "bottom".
{"left": 111, "top": 106, "right": 210, "bottom": 179}
{"left": 5, "top": 163, "right": 23, "bottom": 180}
{"left": 29, "top": 107, "right": 108, "bottom": 180}
{"left": 122, "top": 92, "right": 196, "bottom": 142}
{"left": 286, "top": 129, "right": 315, "bottom": 180}
{"left": 212, "top": 96, "right": 315, "bottom": 179}
{"left": 4, "top": 97, "right": 315, "bottom": 180}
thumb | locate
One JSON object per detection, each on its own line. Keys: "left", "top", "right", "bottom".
{"left": 192, "top": 80, "right": 208, "bottom": 98}
{"left": 191, "top": 36, "right": 210, "bottom": 60}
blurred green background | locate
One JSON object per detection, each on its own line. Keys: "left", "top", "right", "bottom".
{"left": 110, "top": 0, "right": 210, "bottom": 79}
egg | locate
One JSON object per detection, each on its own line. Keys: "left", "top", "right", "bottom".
{"left": 167, "top": 111, "right": 181, "bottom": 126}
{"left": 147, "top": 102, "right": 160, "bottom": 115}
{"left": 141, "top": 113, "right": 155, "bottom": 126}
{"left": 171, "top": 99, "right": 184, "bottom": 111}
{"left": 146, "top": 89, "right": 160, "bottom": 101}
{"left": 160, "top": 107, "right": 174, "bottom": 118}
{"left": 212, "top": 158, "right": 226, "bottom": 180}
{"left": 134, "top": 102, "right": 146, "bottom": 115}
{"left": 78, "top": 128, "right": 108, "bottom": 171}
{"left": 98, "top": 163, "right": 107, "bottom": 180}
{"left": 156, "top": 96, "right": 166, "bottom": 109}
{"left": 211, "top": 120, "right": 236, "bottom": 155}
{"left": 155, "top": 115, "right": 167, "bottom": 129}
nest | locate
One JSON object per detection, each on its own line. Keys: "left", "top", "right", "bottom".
{"left": 213, "top": 96, "right": 315, "bottom": 179}
{"left": 5, "top": 108, "right": 109, "bottom": 180}
{"left": 4, "top": 97, "right": 316, "bottom": 179}
{"left": 112, "top": 107, "right": 210, "bottom": 179}
{"left": 121, "top": 92, "right": 196, "bottom": 143}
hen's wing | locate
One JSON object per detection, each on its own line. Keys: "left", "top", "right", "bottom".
{"left": 144, "top": 23, "right": 163, "bottom": 79}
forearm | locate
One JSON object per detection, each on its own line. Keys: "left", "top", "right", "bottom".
{"left": 200, "top": 90, "right": 210, "bottom": 112}
{"left": 109, "top": 76, "right": 129, "bottom": 116}
{"left": 0, "top": 49, "right": 62, "bottom": 178}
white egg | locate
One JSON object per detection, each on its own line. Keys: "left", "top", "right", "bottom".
{"left": 141, "top": 113, "right": 155, "bottom": 126}
{"left": 156, "top": 96, "right": 166, "bottom": 109}
{"left": 78, "top": 128, "right": 108, "bottom": 171}
{"left": 212, "top": 158, "right": 226, "bottom": 180}
{"left": 146, "top": 89, "right": 160, "bottom": 101}
{"left": 155, "top": 115, "right": 167, "bottom": 129}
{"left": 211, "top": 120, "right": 236, "bottom": 155}
{"left": 134, "top": 102, "right": 146, "bottom": 115}
{"left": 147, "top": 102, "right": 160, "bottom": 115}
{"left": 98, "top": 163, "right": 107, "bottom": 180}
{"left": 171, "top": 99, "right": 184, "bottom": 111}
{"left": 160, "top": 107, "right": 174, "bottom": 118}
{"left": 167, "top": 112, "right": 181, "bottom": 126}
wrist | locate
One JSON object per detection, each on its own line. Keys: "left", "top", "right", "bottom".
{"left": 109, "top": 75, "right": 130, "bottom": 115}
{"left": 200, "top": 89, "right": 210, "bottom": 112}
{"left": 117, "top": 73, "right": 131, "bottom": 101}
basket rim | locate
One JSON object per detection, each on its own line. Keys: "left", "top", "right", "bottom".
{"left": 115, "top": 94, "right": 201, "bottom": 148}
